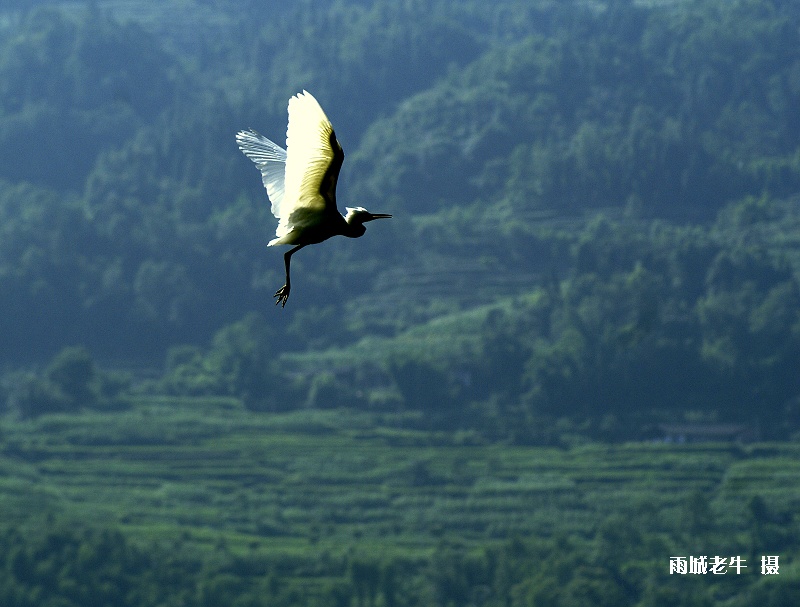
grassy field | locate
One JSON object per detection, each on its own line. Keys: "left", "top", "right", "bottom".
{"left": 2, "top": 395, "right": 799, "bottom": 565}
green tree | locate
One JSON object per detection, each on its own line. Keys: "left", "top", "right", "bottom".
{"left": 161, "top": 313, "right": 284, "bottom": 410}
{"left": 45, "top": 346, "right": 97, "bottom": 409}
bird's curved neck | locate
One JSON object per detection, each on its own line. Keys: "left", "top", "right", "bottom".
{"left": 342, "top": 218, "right": 366, "bottom": 238}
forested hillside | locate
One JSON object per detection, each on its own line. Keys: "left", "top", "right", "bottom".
{"left": 2, "top": 0, "right": 800, "bottom": 439}
{"left": 2, "top": 2, "right": 800, "bottom": 606}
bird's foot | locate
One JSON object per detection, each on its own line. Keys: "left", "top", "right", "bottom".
{"left": 274, "top": 284, "right": 290, "bottom": 307}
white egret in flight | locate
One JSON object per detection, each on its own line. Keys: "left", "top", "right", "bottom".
{"left": 236, "top": 90, "right": 391, "bottom": 307}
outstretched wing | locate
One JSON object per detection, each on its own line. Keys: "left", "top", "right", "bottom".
{"left": 236, "top": 91, "right": 344, "bottom": 245}
{"left": 236, "top": 129, "right": 287, "bottom": 219}
{"left": 283, "top": 90, "right": 344, "bottom": 223}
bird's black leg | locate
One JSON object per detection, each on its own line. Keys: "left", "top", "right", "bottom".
{"left": 275, "top": 244, "right": 305, "bottom": 307}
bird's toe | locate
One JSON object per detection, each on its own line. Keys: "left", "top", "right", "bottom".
{"left": 274, "top": 285, "right": 290, "bottom": 307}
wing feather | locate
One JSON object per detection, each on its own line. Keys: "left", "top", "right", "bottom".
{"left": 236, "top": 129, "right": 287, "bottom": 218}
{"left": 284, "top": 90, "right": 343, "bottom": 220}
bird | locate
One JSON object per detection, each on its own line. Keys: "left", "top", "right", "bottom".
{"left": 236, "top": 90, "right": 391, "bottom": 307}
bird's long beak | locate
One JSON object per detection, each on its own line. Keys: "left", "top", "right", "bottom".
{"left": 367, "top": 213, "right": 392, "bottom": 221}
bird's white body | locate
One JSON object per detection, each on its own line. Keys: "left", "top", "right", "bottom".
{"left": 236, "top": 90, "right": 390, "bottom": 306}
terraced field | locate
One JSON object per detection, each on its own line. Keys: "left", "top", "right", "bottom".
{"left": 2, "top": 396, "right": 798, "bottom": 563}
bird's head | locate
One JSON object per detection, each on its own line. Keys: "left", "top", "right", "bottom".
{"left": 344, "top": 207, "right": 392, "bottom": 237}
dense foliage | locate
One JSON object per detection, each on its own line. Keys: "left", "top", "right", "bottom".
{"left": 2, "top": 520, "right": 796, "bottom": 607}
{"left": 2, "top": 0, "right": 799, "bottom": 439}
{"left": 2, "top": 2, "right": 800, "bottom": 602}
